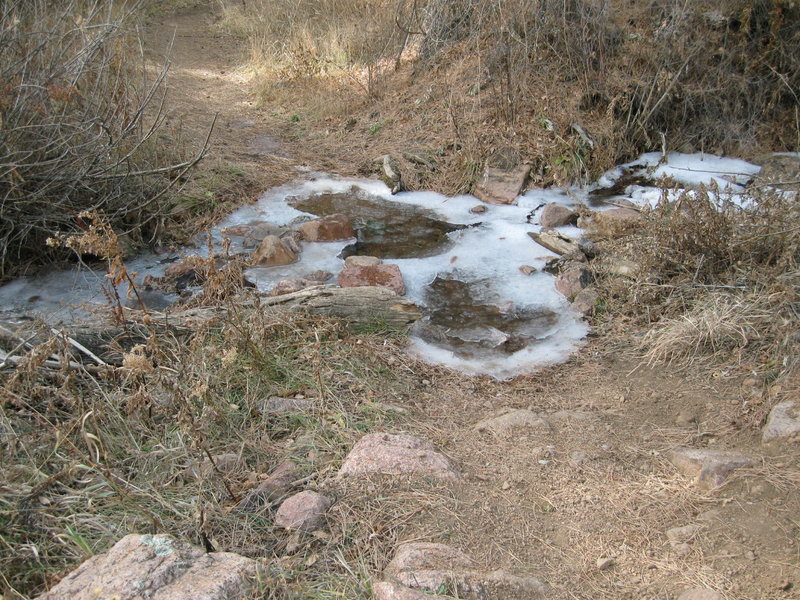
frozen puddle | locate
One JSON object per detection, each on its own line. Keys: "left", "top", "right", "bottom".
{"left": 0, "top": 152, "right": 765, "bottom": 379}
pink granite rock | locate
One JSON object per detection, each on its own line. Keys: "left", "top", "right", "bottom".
{"left": 337, "top": 264, "right": 405, "bottom": 295}
{"left": 36, "top": 534, "right": 258, "bottom": 600}
{"left": 274, "top": 490, "right": 332, "bottom": 531}
{"left": 338, "top": 433, "right": 459, "bottom": 479}
{"left": 298, "top": 214, "right": 354, "bottom": 241}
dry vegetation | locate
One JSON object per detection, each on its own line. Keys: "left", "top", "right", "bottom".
{"left": 219, "top": 0, "right": 799, "bottom": 193}
{"left": 0, "top": 0, "right": 211, "bottom": 281}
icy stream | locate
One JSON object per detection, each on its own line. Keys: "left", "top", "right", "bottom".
{"left": 0, "top": 152, "right": 764, "bottom": 379}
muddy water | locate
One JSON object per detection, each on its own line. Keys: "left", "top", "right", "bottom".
{"left": 290, "top": 189, "right": 467, "bottom": 259}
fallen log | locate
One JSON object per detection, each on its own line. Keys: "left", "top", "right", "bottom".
{"left": 0, "top": 286, "right": 423, "bottom": 366}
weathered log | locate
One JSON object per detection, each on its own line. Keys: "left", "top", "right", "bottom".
{"left": 260, "top": 285, "right": 423, "bottom": 326}
{"left": 0, "top": 286, "right": 423, "bottom": 366}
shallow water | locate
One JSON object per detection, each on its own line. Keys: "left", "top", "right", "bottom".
{"left": 0, "top": 152, "right": 763, "bottom": 379}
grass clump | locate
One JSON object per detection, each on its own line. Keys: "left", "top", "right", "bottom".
{"left": 0, "top": 292, "right": 419, "bottom": 598}
{"left": 590, "top": 184, "right": 799, "bottom": 381}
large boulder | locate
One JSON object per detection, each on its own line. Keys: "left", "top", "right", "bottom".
{"left": 251, "top": 235, "right": 299, "bottom": 267}
{"left": 36, "top": 534, "right": 259, "bottom": 600}
{"left": 337, "top": 264, "right": 405, "bottom": 295}
{"left": 338, "top": 433, "right": 459, "bottom": 479}
{"left": 298, "top": 214, "right": 355, "bottom": 242}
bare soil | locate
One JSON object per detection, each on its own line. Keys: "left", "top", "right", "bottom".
{"left": 143, "top": 8, "right": 800, "bottom": 600}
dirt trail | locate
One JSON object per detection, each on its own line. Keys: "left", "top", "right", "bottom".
{"left": 143, "top": 8, "right": 800, "bottom": 600}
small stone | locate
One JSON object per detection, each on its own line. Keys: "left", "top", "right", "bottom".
{"left": 298, "top": 214, "right": 354, "bottom": 242}
{"left": 555, "top": 264, "right": 591, "bottom": 301}
{"left": 274, "top": 491, "right": 332, "bottom": 531}
{"left": 235, "top": 460, "right": 300, "bottom": 511}
{"left": 338, "top": 433, "right": 459, "bottom": 479}
{"left": 570, "top": 288, "right": 599, "bottom": 315}
{"left": 270, "top": 278, "right": 315, "bottom": 296}
{"left": 669, "top": 448, "right": 754, "bottom": 490}
{"left": 501, "top": 480, "right": 512, "bottom": 490}
{"left": 539, "top": 203, "right": 578, "bottom": 228}
{"left": 676, "top": 410, "right": 699, "bottom": 427}
{"left": 258, "top": 396, "right": 314, "bottom": 414}
{"left": 305, "top": 269, "right": 333, "bottom": 282}
{"left": 762, "top": 400, "right": 800, "bottom": 441}
{"left": 184, "top": 453, "right": 240, "bottom": 481}
{"left": 344, "top": 255, "right": 382, "bottom": 268}
{"left": 474, "top": 409, "right": 553, "bottom": 437}
{"left": 667, "top": 524, "right": 701, "bottom": 544}
{"left": 337, "top": 264, "right": 405, "bottom": 295}
{"left": 568, "top": 451, "right": 589, "bottom": 467}
{"left": 671, "top": 542, "right": 692, "bottom": 557}
{"left": 470, "top": 204, "right": 487, "bottom": 214}
{"left": 519, "top": 265, "right": 537, "bottom": 276}
{"left": 251, "top": 235, "right": 298, "bottom": 267}
{"left": 596, "top": 557, "right": 615, "bottom": 570}
{"left": 677, "top": 588, "right": 725, "bottom": 600}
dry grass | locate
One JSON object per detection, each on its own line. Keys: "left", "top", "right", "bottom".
{"left": 0, "top": 284, "right": 427, "bottom": 598}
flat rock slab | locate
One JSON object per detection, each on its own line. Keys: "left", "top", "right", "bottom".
{"left": 762, "top": 400, "right": 800, "bottom": 442}
{"left": 474, "top": 409, "right": 553, "bottom": 437}
{"left": 337, "top": 264, "right": 406, "bottom": 296}
{"left": 36, "top": 534, "right": 258, "bottom": 600}
{"left": 374, "top": 580, "right": 455, "bottom": 600}
{"left": 474, "top": 165, "right": 531, "bottom": 205}
{"left": 258, "top": 396, "right": 314, "bottom": 414}
{"left": 274, "top": 490, "right": 332, "bottom": 531}
{"left": 677, "top": 589, "right": 725, "bottom": 600}
{"left": 382, "top": 542, "right": 547, "bottom": 600}
{"left": 669, "top": 448, "right": 755, "bottom": 490}
{"left": 527, "top": 230, "right": 581, "bottom": 256}
{"left": 298, "top": 213, "right": 354, "bottom": 242}
{"left": 338, "top": 433, "right": 459, "bottom": 479}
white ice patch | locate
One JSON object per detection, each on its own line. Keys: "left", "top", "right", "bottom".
{"left": 1, "top": 152, "right": 764, "bottom": 378}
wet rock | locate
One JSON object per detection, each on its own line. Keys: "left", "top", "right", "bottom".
{"left": 338, "top": 264, "right": 405, "bottom": 295}
{"left": 474, "top": 165, "right": 531, "bottom": 205}
{"left": 527, "top": 230, "right": 581, "bottom": 256}
{"left": 123, "top": 289, "right": 177, "bottom": 312}
{"left": 274, "top": 490, "right": 332, "bottom": 531}
{"left": 270, "top": 278, "right": 316, "bottom": 296}
{"left": 164, "top": 260, "right": 197, "bottom": 279}
{"left": 519, "top": 265, "right": 537, "bottom": 276}
{"left": 677, "top": 589, "right": 725, "bottom": 600}
{"left": 223, "top": 221, "right": 286, "bottom": 248}
{"left": 344, "top": 255, "right": 382, "bottom": 268}
{"left": 36, "top": 534, "right": 258, "bottom": 600}
{"left": 669, "top": 448, "right": 755, "bottom": 490}
{"left": 470, "top": 204, "right": 487, "bottom": 214}
{"left": 338, "top": 433, "right": 459, "bottom": 479}
{"left": 474, "top": 409, "right": 553, "bottom": 437}
{"left": 374, "top": 580, "right": 454, "bottom": 600}
{"left": 555, "top": 264, "right": 591, "bottom": 301}
{"left": 570, "top": 288, "right": 599, "bottom": 315}
{"left": 305, "top": 270, "right": 333, "bottom": 282}
{"left": 298, "top": 213, "right": 355, "bottom": 242}
{"left": 251, "top": 235, "right": 299, "bottom": 267}
{"left": 235, "top": 460, "right": 299, "bottom": 512}
{"left": 258, "top": 396, "right": 314, "bottom": 414}
{"left": 762, "top": 400, "right": 800, "bottom": 442}
{"left": 539, "top": 203, "right": 578, "bottom": 228}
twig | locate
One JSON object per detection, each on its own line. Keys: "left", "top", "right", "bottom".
{"left": 50, "top": 328, "right": 108, "bottom": 366}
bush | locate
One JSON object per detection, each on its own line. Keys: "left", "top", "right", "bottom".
{"left": 0, "top": 0, "right": 200, "bottom": 281}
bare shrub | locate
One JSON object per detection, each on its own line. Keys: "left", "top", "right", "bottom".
{"left": 0, "top": 0, "right": 204, "bottom": 281}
